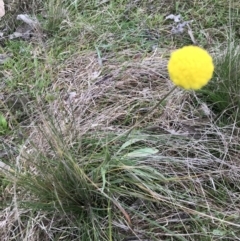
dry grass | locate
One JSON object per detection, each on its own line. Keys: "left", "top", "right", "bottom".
{"left": 51, "top": 49, "right": 170, "bottom": 130}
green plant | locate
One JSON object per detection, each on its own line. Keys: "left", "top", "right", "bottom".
{"left": 199, "top": 42, "right": 240, "bottom": 126}
{"left": 3, "top": 40, "right": 51, "bottom": 94}
{"left": 0, "top": 113, "right": 8, "bottom": 134}
{"left": 12, "top": 121, "right": 180, "bottom": 240}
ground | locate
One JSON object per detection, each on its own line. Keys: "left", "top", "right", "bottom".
{"left": 1, "top": 1, "right": 240, "bottom": 241}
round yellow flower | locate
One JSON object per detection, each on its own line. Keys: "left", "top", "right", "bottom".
{"left": 167, "top": 45, "right": 214, "bottom": 90}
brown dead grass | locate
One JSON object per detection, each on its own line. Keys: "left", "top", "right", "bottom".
{"left": 44, "top": 49, "right": 171, "bottom": 136}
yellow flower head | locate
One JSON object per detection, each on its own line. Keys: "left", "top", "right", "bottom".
{"left": 167, "top": 45, "right": 214, "bottom": 90}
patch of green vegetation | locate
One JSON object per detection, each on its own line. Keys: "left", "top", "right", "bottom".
{"left": 12, "top": 127, "right": 163, "bottom": 240}
{"left": 199, "top": 42, "right": 240, "bottom": 126}
{"left": 2, "top": 40, "right": 51, "bottom": 95}
{"left": 0, "top": 113, "right": 8, "bottom": 135}
{"left": 41, "top": 0, "right": 239, "bottom": 56}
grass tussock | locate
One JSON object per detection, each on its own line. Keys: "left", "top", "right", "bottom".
{"left": 200, "top": 42, "right": 240, "bottom": 126}
{"left": 1, "top": 0, "right": 240, "bottom": 241}
{"left": 2, "top": 92, "right": 240, "bottom": 240}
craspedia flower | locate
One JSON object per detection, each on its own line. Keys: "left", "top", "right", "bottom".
{"left": 167, "top": 45, "right": 214, "bottom": 90}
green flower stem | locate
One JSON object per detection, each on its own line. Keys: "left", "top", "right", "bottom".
{"left": 126, "top": 85, "right": 178, "bottom": 137}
